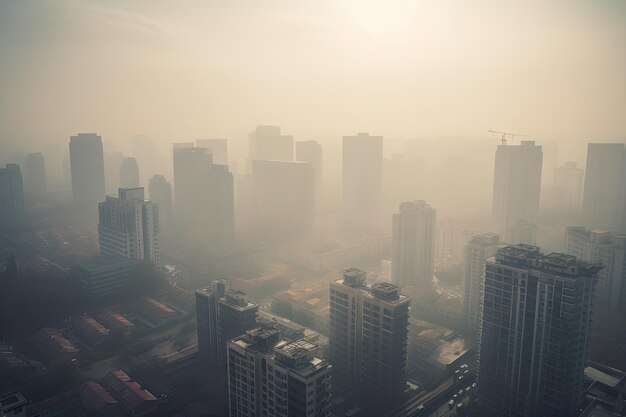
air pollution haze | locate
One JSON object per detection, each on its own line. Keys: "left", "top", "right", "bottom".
{"left": 1, "top": 2, "right": 625, "bottom": 417}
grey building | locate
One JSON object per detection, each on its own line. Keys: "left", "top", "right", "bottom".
{"left": 227, "top": 328, "right": 331, "bottom": 417}
{"left": 582, "top": 143, "right": 626, "bottom": 234}
{"left": 119, "top": 157, "right": 140, "bottom": 188}
{"left": 565, "top": 227, "right": 626, "bottom": 310}
{"left": 391, "top": 200, "right": 436, "bottom": 287}
{"left": 70, "top": 133, "right": 106, "bottom": 221}
{"left": 0, "top": 164, "right": 25, "bottom": 231}
{"left": 249, "top": 125, "right": 294, "bottom": 163}
{"left": 73, "top": 256, "right": 140, "bottom": 302}
{"left": 477, "top": 244, "right": 601, "bottom": 417}
{"left": 98, "top": 187, "right": 160, "bottom": 268}
{"left": 462, "top": 233, "right": 500, "bottom": 333}
{"left": 197, "top": 138, "right": 228, "bottom": 165}
{"left": 492, "top": 140, "right": 543, "bottom": 243}
{"left": 342, "top": 133, "right": 383, "bottom": 217}
{"left": 329, "top": 268, "right": 410, "bottom": 401}
{"left": 148, "top": 174, "right": 173, "bottom": 231}
{"left": 196, "top": 280, "right": 259, "bottom": 369}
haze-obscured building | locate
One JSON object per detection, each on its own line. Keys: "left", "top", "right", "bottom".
{"left": 69, "top": 133, "right": 106, "bottom": 221}
{"left": 148, "top": 174, "right": 173, "bottom": 231}
{"left": 249, "top": 125, "right": 294, "bottom": 162}
{"left": 23, "top": 152, "right": 46, "bottom": 202}
{"left": 0, "top": 163, "right": 26, "bottom": 231}
{"left": 119, "top": 157, "right": 140, "bottom": 188}
{"left": 197, "top": 138, "right": 228, "bottom": 165}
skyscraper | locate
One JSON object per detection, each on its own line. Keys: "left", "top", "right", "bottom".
{"left": 249, "top": 125, "right": 294, "bottom": 162}
{"left": 565, "top": 227, "right": 626, "bottom": 310}
{"left": 253, "top": 160, "right": 314, "bottom": 241}
{"left": 295, "top": 140, "right": 322, "bottom": 185}
{"left": 0, "top": 164, "right": 26, "bottom": 231}
{"left": 69, "top": 133, "right": 106, "bottom": 221}
{"left": 98, "top": 187, "right": 160, "bottom": 268}
{"left": 582, "top": 143, "right": 626, "bottom": 234}
{"left": 119, "top": 157, "right": 140, "bottom": 188}
{"left": 492, "top": 140, "right": 543, "bottom": 243}
{"left": 342, "top": 133, "right": 383, "bottom": 216}
{"left": 329, "top": 269, "right": 410, "bottom": 401}
{"left": 23, "top": 152, "right": 46, "bottom": 201}
{"left": 227, "top": 328, "right": 331, "bottom": 417}
{"left": 462, "top": 233, "right": 500, "bottom": 332}
{"left": 148, "top": 175, "right": 173, "bottom": 231}
{"left": 173, "top": 145, "right": 235, "bottom": 248}
{"left": 196, "top": 280, "right": 259, "bottom": 369}
{"left": 477, "top": 244, "right": 600, "bottom": 417}
{"left": 391, "top": 201, "right": 436, "bottom": 287}
{"left": 554, "top": 161, "right": 584, "bottom": 211}
{"left": 196, "top": 139, "right": 228, "bottom": 165}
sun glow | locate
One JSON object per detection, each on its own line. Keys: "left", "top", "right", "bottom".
{"left": 345, "top": 0, "right": 419, "bottom": 35}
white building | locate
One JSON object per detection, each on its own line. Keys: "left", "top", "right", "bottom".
{"left": 391, "top": 201, "right": 436, "bottom": 286}
{"left": 492, "top": 140, "right": 543, "bottom": 243}
{"left": 98, "top": 187, "right": 160, "bottom": 268}
{"left": 227, "top": 328, "right": 331, "bottom": 417}
{"left": 565, "top": 226, "right": 626, "bottom": 310}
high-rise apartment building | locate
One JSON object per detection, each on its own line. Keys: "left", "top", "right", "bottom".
{"left": 148, "top": 175, "right": 173, "bottom": 231}
{"left": 69, "top": 133, "right": 106, "bottom": 221}
{"left": 119, "top": 157, "right": 140, "bottom": 188}
{"left": 98, "top": 187, "right": 160, "bottom": 268}
{"left": 24, "top": 152, "right": 46, "bottom": 200}
{"left": 253, "top": 160, "right": 314, "bottom": 241}
{"left": 462, "top": 234, "right": 500, "bottom": 332}
{"left": 342, "top": 133, "right": 383, "bottom": 216}
{"left": 197, "top": 139, "right": 228, "bottom": 165}
{"left": 0, "top": 164, "right": 26, "bottom": 231}
{"left": 196, "top": 280, "right": 259, "bottom": 368}
{"left": 565, "top": 226, "right": 626, "bottom": 310}
{"left": 554, "top": 161, "right": 584, "bottom": 210}
{"left": 173, "top": 144, "right": 235, "bottom": 248}
{"left": 329, "top": 268, "right": 409, "bottom": 401}
{"left": 227, "top": 328, "right": 331, "bottom": 417}
{"left": 582, "top": 143, "right": 626, "bottom": 234}
{"left": 492, "top": 140, "right": 543, "bottom": 243}
{"left": 478, "top": 244, "right": 600, "bottom": 417}
{"left": 295, "top": 140, "right": 322, "bottom": 185}
{"left": 249, "top": 125, "right": 294, "bottom": 162}
{"left": 391, "top": 201, "right": 436, "bottom": 287}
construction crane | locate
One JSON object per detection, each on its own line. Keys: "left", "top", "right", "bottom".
{"left": 487, "top": 130, "right": 527, "bottom": 145}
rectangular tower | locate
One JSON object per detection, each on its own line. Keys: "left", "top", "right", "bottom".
{"left": 478, "top": 244, "right": 600, "bottom": 417}
{"left": 492, "top": 140, "right": 542, "bottom": 243}
{"left": 391, "top": 200, "right": 436, "bottom": 286}
{"left": 0, "top": 164, "right": 25, "bottom": 231}
{"left": 342, "top": 133, "right": 383, "bottom": 216}
{"left": 70, "top": 133, "right": 106, "bottom": 221}
{"left": 98, "top": 187, "right": 160, "bottom": 268}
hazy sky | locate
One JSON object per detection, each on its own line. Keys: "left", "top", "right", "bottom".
{"left": 1, "top": 0, "right": 625, "bottom": 160}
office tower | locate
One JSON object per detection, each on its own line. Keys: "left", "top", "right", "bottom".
{"left": 98, "top": 187, "right": 160, "bottom": 268}
{"left": 342, "top": 133, "right": 383, "bottom": 216}
{"left": 197, "top": 139, "right": 228, "bottom": 165}
{"left": 132, "top": 135, "right": 164, "bottom": 185}
{"left": 227, "top": 328, "right": 331, "bottom": 417}
{"left": 196, "top": 280, "right": 259, "bottom": 368}
{"left": 462, "top": 234, "right": 500, "bottom": 332}
{"left": 541, "top": 140, "right": 559, "bottom": 185}
{"left": 492, "top": 140, "right": 543, "bottom": 243}
{"left": 173, "top": 145, "right": 235, "bottom": 248}
{"left": 391, "top": 201, "right": 436, "bottom": 287}
{"left": 582, "top": 143, "right": 626, "bottom": 234}
{"left": 249, "top": 125, "right": 294, "bottom": 162}
{"left": 119, "top": 157, "right": 140, "bottom": 188}
{"left": 253, "top": 160, "right": 314, "bottom": 241}
{"left": 554, "top": 161, "right": 584, "bottom": 210}
{"left": 296, "top": 140, "right": 322, "bottom": 185}
{"left": 329, "top": 269, "right": 410, "bottom": 401}
{"left": 478, "top": 244, "right": 600, "bottom": 417}
{"left": 148, "top": 175, "right": 173, "bottom": 231}
{"left": 104, "top": 150, "right": 123, "bottom": 195}
{"left": 0, "top": 164, "right": 26, "bottom": 231}
{"left": 69, "top": 133, "right": 106, "bottom": 221}
{"left": 24, "top": 152, "right": 46, "bottom": 200}
{"left": 565, "top": 227, "right": 626, "bottom": 310}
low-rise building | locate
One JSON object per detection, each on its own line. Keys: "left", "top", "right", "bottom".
{"left": 137, "top": 297, "right": 177, "bottom": 326}
{"left": 32, "top": 328, "right": 80, "bottom": 362}
{"left": 101, "top": 370, "right": 158, "bottom": 417}
{"left": 0, "top": 391, "right": 27, "bottom": 417}
{"left": 96, "top": 309, "right": 135, "bottom": 335}
{"left": 72, "top": 256, "right": 140, "bottom": 303}
{"left": 71, "top": 315, "right": 110, "bottom": 346}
